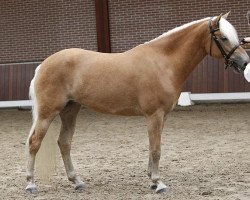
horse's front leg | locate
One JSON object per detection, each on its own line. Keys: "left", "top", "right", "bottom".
{"left": 146, "top": 109, "right": 168, "bottom": 193}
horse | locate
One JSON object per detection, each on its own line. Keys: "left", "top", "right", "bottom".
{"left": 25, "top": 13, "right": 250, "bottom": 194}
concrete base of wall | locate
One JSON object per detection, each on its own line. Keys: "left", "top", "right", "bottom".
{"left": 178, "top": 92, "right": 250, "bottom": 106}
{"left": 0, "top": 100, "right": 33, "bottom": 108}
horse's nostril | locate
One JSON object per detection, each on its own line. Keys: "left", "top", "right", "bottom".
{"left": 242, "top": 62, "right": 248, "bottom": 70}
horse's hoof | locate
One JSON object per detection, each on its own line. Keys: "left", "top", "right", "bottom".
{"left": 155, "top": 181, "right": 169, "bottom": 194}
{"left": 25, "top": 186, "right": 38, "bottom": 194}
{"left": 75, "top": 181, "right": 85, "bottom": 191}
{"left": 150, "top": 184, "right": 157, "bottom": 190}
{"left": 156, "top": 187, "right": 167, "bottom": 193}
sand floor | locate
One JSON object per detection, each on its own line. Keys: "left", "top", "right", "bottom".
{"left": 0, "top": 103, "right": 249, "bottom": 200}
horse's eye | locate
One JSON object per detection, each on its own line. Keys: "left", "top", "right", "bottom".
{"left": 220, "top": 36, "right": 228, "bottom": 41}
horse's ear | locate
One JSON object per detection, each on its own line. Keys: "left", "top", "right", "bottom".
{"left": 222, "top": 11, "right": 230, "bottom": 19}
{"left": 214, "top": 13, "right": 223, "bottom": 26}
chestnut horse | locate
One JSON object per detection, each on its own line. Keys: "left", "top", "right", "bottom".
{"left": 26, "top": 13, "right": 249, "bottom": 194}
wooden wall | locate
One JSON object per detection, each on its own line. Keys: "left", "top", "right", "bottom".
{"left": 183, "top": 52, "right": 250, "bottom": 93}
{"left": 0, "top": 63, "right": 38, "bottom": 101}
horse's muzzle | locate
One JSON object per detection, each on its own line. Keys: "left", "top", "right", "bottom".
{"left": 232, "top": 54, "right": 250, "bottom": 72}
{"left": 227, "top": 59, "right": 248, "bottom": 73}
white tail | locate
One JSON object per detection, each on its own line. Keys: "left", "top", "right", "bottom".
{"left": 26, "top": 64, "right": 57, "bottom": 181}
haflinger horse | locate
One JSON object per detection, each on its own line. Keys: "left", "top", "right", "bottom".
{"left": 26, "top": 13, "right": 249, "bottom": 194}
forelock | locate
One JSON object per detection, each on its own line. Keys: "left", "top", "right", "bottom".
{"left": 219, "top": 18, "right": 239, "bottom": 45}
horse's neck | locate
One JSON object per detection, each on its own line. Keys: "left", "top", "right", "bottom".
{"left": 148, "top": 21, "right": 208, "bottom": 85}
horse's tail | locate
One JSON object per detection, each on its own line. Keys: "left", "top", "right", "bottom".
{"left": 26, "top": 65, "right": 41, "bottom": 152}
{"left": 26, "top": 64, "right": 57, "bottom": 181}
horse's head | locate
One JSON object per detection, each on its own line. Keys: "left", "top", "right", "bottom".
{"left": 206, "top": 12, "right": 250, "bottom": 72}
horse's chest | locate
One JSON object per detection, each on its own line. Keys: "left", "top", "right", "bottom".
{"left": 138, "top": 81, "right": 178, "bottom": 113}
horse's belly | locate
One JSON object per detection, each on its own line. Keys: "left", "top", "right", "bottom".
{"left": 74, "top": 88, "right": 142, "bottom": 116}
{"left": 82, "top": 99, "right": 142, "bottom": 116}
{"left": 96, "top": 105, "right": 142, "bottom": 116}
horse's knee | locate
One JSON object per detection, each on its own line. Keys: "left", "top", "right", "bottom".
{"left": 151, "top": 150, "right": 161, "bottom": 162}
{"left": 28, "top": 119, "right": 52, "bottom": 154}
{"left": 29, "top": 132, "right": 43, "bottom": 154}
{"left": 57, "top": 139, "right": 71, "bottom": 155}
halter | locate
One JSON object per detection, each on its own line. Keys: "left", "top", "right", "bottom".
{"left": 208, "top": 18, "right": 240, "bottom": 70}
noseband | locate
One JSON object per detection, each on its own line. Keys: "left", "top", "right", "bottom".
{"left": 208, "top": 18, "right": 240, "bottom": 70}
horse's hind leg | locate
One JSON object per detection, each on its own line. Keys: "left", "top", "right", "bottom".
{"left": 58, "top": 101, "right": 84, "bottom": 190}
{"left": 146, "top": 109, "right": 169, "bottom": 193}
{"left": 26, "top": 112, "right": 58, "bottom": 193}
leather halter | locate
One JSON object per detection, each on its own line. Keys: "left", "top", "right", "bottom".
{"left": 208, "top": 18, "right": 240, "bottom": 70}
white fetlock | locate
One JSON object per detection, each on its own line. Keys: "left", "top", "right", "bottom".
{"left": 155, "top": 181, "right": 169, "bottom": 193}
{"left": 25, "top": 182, "right": 38, "bottom": 194}
{"left": 75, "top": 181, "right": 85, "bottom": 190}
